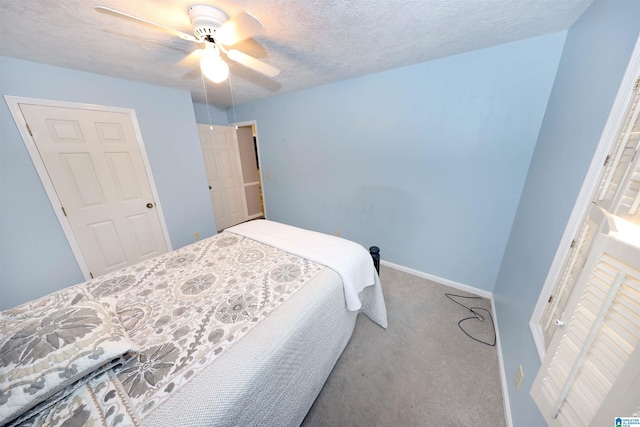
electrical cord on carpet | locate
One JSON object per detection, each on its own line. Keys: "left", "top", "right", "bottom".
{"left": 445, "top": 293, "right": 496, "bottom": 347}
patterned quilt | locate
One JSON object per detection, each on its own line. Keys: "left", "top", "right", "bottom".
{"left": 1, "top": 231, "right": 328, "bottom": 426}
{"left": 87, "top": 231, "right": 326, "bottom": 419}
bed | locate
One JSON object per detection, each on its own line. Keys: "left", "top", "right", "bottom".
{"left": 0, "top": 220, "right": 387, "bottom": 426}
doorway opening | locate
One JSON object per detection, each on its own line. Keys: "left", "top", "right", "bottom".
{"left": 235, "top": 123, "right": 265, "bottom": 221}
{"left": 198, "top": 120, "right": 266, "bottom": 232}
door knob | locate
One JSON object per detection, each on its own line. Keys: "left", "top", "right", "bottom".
{"left": 146, "top": 202, "right": 154, "bottom": 209}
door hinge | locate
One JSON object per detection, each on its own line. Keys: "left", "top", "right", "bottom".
{"left": 89, "top": 272, "right": 94, "bottom": 279}
{"left": 570, "top": 239, "right": 577, "bottom": 249}
{"left": 61, "top": 206, "right": 67, "bottom": 217}
{"left": 603, "top": 154, "right": 610, "bottom": 166}
{"left": 548, "top": 295, "right": 554, "bottom": 303}
{"left": 26, "top": 123, "right": 33, "bottom": 137}
{"left": 635, "top": 77, "right": 640, "bottom": 91}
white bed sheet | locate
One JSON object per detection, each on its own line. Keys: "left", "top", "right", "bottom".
{"left": 228, "top": 219, "right": 388, "bottom": 328}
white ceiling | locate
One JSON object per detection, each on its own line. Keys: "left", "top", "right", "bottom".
{"left": 0, "top": 0, "right": 593, "bottom": 108}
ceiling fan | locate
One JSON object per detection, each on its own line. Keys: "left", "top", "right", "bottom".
{"left": 95, "top": 4, "right": 280, "bottom": 83}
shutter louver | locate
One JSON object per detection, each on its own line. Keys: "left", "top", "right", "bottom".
{"left": 532, "top": 233, "right": 640, "bottom": 426}
{"left": 541, "top": 214, "right": 598, "bottom": 346}
{"left": 598, "top": 91, "right": 640, "bottom": 211}
{"left": 599, "top": 88, "right": 640, "bottom": 224}
{"left": 618, "top": 154, "right": 640, "bottom": 218}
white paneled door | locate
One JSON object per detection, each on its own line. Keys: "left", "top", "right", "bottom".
{"left": 17, "top": 102, "right": 169, "bottom": 278}
{"left": 198, "top": 124, "right": 248, "bottom": 230}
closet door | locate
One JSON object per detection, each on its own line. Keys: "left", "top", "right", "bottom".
{"left": 12, "top": 100, "right": 170, "bottom": 278}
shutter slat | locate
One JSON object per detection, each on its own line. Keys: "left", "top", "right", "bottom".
{"left": 542, "top": 216, "right": 598, "bottom": 346}
{"left": 606, "top": 312, "right": 638, "bottom": 343}
{"left": 588, "top": 345, "right": 618, "bottom": 381}
{"left": 593, "top": 336, "right": 625, "bottom": 374}
{"left": 552, "top": 271, "right": 627, "bottom": 417}
{"left": 598, "top": 87, "right": 640, "bottom": 204}
{"left": 566, "top": 386, "right": 595, "bottom": 424}
{"left": 576, "top": 363, "right": 608, "bottom": 403}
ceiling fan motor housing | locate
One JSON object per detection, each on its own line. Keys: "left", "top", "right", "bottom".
{"left": 188, "top": 5, "right": 228, "bottom": 41}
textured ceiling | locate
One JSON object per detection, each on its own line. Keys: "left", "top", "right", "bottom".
{"left": 0, "top": 0, "right": 593, "bottom": 108}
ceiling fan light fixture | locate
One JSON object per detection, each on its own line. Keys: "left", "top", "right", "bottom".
{"left": 95, "top": 5, "right": 279, "bottom": 84}
{"left": 200, "top": 51, "right": 229, "bottom": 83}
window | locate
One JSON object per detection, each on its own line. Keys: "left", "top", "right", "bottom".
{"left": 529, "top": 38, "right": 640, "bottom": 425}
{"left": 537, "top": 82, "right": 640, "bottom": 352}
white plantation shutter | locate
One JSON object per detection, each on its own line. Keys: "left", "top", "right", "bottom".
{"left": 599, "top": 87, "right": 640, "bottom": 224}
{"left": 597, "top": 91, "right": 640, "bottom": 212}
{"left": 541, "top": 213, "right": 598, "bottom": 345}
{"left": 616, "top": 148, "right": 640, "bottom": 219}
{"left": 531, "top": 229, "right": 640, "bottom": 426}
{"left": 590, "top": 343, "right": 640, "bottom": 426}
{"left": 540, "top": 85, "right": 640, "bottom": 350}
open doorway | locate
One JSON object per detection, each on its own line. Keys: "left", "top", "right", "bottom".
{"left": 197, "top": 120, "right": 265, "bottom": 231}
{"left": 234, "top": 121, "right": 265, "bottom": 221}
{"left": 198, "top": 124, "right": 248, "bottom": 231}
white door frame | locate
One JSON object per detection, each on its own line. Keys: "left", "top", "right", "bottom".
{"left": 529, "top": 34, "right": 640, "bottom": 361}
{"left": 4, "top": 95, "right": 173, "bottom": 279}
{"left": 229, "top": 119, "right": 268, "bottom": 219}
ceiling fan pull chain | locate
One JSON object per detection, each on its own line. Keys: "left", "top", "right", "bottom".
{"left": 229, "top": 72, "right": 238, "bottom": 126}
{"left": 200, "top": 69, "right": 214, "bottom": 131}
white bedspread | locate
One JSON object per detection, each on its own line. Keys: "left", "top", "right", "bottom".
{"left": 228, "top": 220, "right": 388, "bottom": 328}
{"left": 145, "top": 268, "right": 356, "bottom": 426}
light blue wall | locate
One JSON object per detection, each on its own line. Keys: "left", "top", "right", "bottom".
{"left": 229, "top": 33, "right": 566, "bottom": 292}
{"left": 493, "top": 0, "right": 640, "bottom": 425}
{"left": 0, "top": 56, "right": 216, "bottom": 310}
{"left": 193, "top": 102, "right": 228, "bottom": 125}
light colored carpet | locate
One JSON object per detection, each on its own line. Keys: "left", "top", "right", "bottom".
{"left": 301, "top": 265, "right": 507, "bottom": 427}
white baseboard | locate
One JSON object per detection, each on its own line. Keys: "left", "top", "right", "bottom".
{"left": 379, "top": 259, "right": 512, "bottom": 426}
{"left": 491, "top": 298, "right": 514, "bottom": 427}
{"left": 379, "top": 259, "right": 492, "bottom": 299}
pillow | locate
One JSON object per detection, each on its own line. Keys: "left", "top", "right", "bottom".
{"left": 0, "top": 296, "right": 138, "bottom": 426}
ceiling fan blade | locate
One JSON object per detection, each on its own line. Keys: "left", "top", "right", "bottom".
{"left": 227, "top": 49, "right": 280, "bottom": 78}
{"left": 179, "top": 49, "right": 206, "bottom": 68}
{"left": 95, "top": 6, "right": 198, "bottom": 43}
{"left": 216, "top": 12, "right": 265, "bottom": 46}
